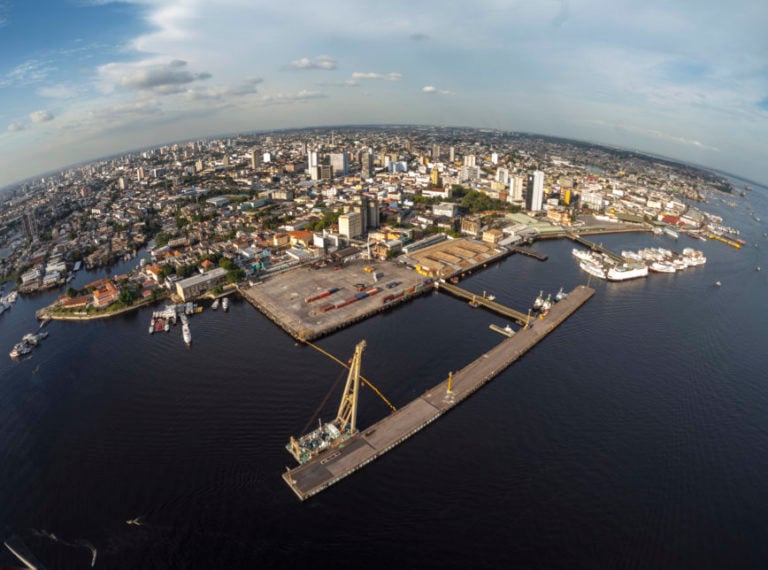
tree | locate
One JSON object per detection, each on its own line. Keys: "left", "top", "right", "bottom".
{"left": 119, "top": 289, "right": 135, "bottom": 305}
{"left": 66, "top": 287, "right": 78, "bottom": 298}
{"left": 227, "top": 268, "right": 245, "bottom": 284}
{"left": 156, "top": 232, "right": 171, "bottom": 247}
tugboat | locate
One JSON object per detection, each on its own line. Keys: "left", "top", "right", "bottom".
{"left": 554, "top": 287, "right": 567, "bottom": 302}
{"left": 533, "top": 291, "right": 544, "bottom": 311}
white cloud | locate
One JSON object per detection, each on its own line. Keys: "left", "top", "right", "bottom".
{"left": 284, "top": 56, "right": 337, "bottom": 71}
{"left": 0, "top": 59, "right": 56, "bottom": 88}
{"left": 90, "top": 99, "right": 162, "bottom": 121}
{"left": 260, "top": 90, "right": 327, "bottom": 105}
{"left": 422, "top": 85, "right": 436, "bottom": 93}
{"left": 317, "top": 79, "right": 358, "bottom": 88}
{"left": 185, "top": 78, "right": 263, "bottom": 100}
{"left": 30, "top": 110, "right": 55, "bottom": 123}
{"left": 352, "top": 72, "right": 402, "bottom": 81}
{"left": 37, "top": 83, "right": 82, "bottom": 99}
{"left": 99, "top": 59, "right": 211, "bottom": 95}
{"left": 7, "top": 122, "right": 25, "bottom": 132}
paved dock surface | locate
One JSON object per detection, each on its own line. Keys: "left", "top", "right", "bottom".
{"left": 283, "top": 285, "right": 595, "bottom": 500}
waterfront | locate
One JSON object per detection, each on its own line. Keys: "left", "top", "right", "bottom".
{"left": 1, "top": 184, "right": 767, "bottom": 568}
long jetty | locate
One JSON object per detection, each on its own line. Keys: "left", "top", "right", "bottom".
{"left": 283, "top": 284, "right": 595, "bottom": 501}
{"left": 508, "top": 245, "right": 548, "bottom": 261}
{"left": 435, "top": 281, "right": 530, "bottom": 325}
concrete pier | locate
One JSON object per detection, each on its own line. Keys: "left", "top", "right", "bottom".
{"left": 283, "top": 285, "right": 595, "bottom": 501}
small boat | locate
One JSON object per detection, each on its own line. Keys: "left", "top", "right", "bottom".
{"left": 533, "top": 291, "right": 544, "bottom": 310}
{"left": 10, "top": 342, "right": 32, "bottom": 359}
{"left": 715, "top": 281, "right": 722, "bottom": 287}
{"left": 212, "top": 299, "right": 219, "bottom": 310}
{"left": 182, "top": 323, "right": 192, "bottom": 345}
{"left": 222, "top": 297, "right": 229, "bottom": 312}
{"left": 554, "top": 287, "right": 567, "bottom": 302}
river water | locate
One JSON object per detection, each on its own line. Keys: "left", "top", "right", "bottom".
{"left": 1, "top": 181, "right": 767, "bottom": 568}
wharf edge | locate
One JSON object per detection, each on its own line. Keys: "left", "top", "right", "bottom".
{"left": 283, "top": 284, "right": 595, "bottom": 501}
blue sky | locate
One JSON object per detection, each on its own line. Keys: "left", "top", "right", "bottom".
{"left": 1, "top": 0, "right": 767, "bottom": 187}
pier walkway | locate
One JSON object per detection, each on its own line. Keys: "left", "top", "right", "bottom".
{"left": 283, "top": 285, "right": 595, "bottom": 500}
{"left": 565, "top": 232, "right": 625, "bottom": 262}
{"left": 508, "top": 246, "right": 548, "bottom": 261}
{"left": 435, "top": 282, "right": 530, "bottom": 325}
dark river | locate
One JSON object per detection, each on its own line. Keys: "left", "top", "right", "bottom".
{"left": 1, "top": 181, "right": 767, "bottom": 568}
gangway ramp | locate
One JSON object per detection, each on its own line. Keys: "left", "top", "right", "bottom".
{"left": 566, "top": 232, "right": 625, "bottom": 262}
{"left": 436, "top": 281, "right": 530, "bottom": 325}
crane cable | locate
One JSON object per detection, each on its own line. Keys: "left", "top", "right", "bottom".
{"left": 302, "top": 340, "right": 397, "bottom": 412}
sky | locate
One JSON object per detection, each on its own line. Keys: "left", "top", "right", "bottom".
{"left": 0, "top": 0, "right": 767, "bottom": 187}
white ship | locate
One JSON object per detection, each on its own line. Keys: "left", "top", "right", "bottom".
{"left": 571, "top": 248, "right": 595, "bottom": 262}
{"left": 579, "top": 260, "right": 607, "bottom": 279}
{"left": 211, "top": 298, "right": 219, "bottom": 310}
{"left": 182, "top": 323, "right": 192, "bottom": 345}
{"left": 682, "top": 248, "right": 707, "bottom": 266}
{"left": 222, "top": 297, "right": 229, "bottom": 312}
{"left": 533, "top": 291, "right": 544, "bottom": 310}
{"left": 650, "top": 261, "right": 676, "bottom": 273}
{"left": 663, "top": 226, "right": 680, "bottom": 239}
{"left": 607, "top": 264, "right": 648, "bottom": 281}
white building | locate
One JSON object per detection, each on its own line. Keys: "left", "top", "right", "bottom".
{"left": 308, "top": 151, "right": 319, "bottom": 181}
{"left": 339, "top": 211, "right": 363, "bottom": 239}
{"left": 525, "top": 171, "right": 544, "bottom": 212}
{"left": 329, "top": 152, "right": 348, "bottom": 177}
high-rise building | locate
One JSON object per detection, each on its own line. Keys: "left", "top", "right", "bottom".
{"left": 491, "top": 152, "right": 499, "bottom": 165}
{"left": 361, "top": 151, "right": 374, "bottom": 179}
{"left": 262, "top": 152, "right": 271, "bottom": 163}
{"left": 339, "top": 211, "right": 363, "bottom": 239}
{"left": 510, "top": 176, "right": 524, "bottom": 202}
{"left": 460, "top": 165, "right": 480, "bottom": 182}
{"left": 495, "top": 168, "right": 509, "bottom": 186}
{"left": 308, "top": 151, "right": 319, "bottom": 181}
{"left": 449, "top": 146, "right": 455, "bottom": 162}
{"left": 463, "top": 154, "right": 476, "bottom": 167}
{"left": 319, "top": 164, "right": 333, "bottom": 181}
{"left": 431, "top": 167, "right": 441, "bottom": 187}
{"left": 21, "top": 211, "right": 38, "bottom": 240}
{"left": 431, "top": 144, "right": 440, "bottom": 160}
{"left": 250, "top": 150, "right": 259, "bottom": 169}
{"left": 525, "top": 171, "right": 545, "bottom": 212}
{"left": 137, "top": 167, "right": 145, "bottom": 181}
{"left": 366, "top": 198, "right": 380, "bottom": 229}
{"left": 329, "top": 152, "right": 348, "bottom": 177}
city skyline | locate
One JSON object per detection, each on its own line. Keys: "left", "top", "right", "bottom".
{"left": 1, "top": 0, "right": 767, "bottom": 188}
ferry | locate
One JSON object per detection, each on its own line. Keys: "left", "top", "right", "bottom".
{"left": 607, "top": 264, "right": 648, "bottom": 281}
{"left": 571, "top": 248, "right": 595, "bottom": 262}
{"left": 579, "top": 260, "right": 607, "bottom": 279}
{"left": 650, "top": 261, "right": 676, "bottom": 273}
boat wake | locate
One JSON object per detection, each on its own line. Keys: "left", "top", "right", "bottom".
{"left": 31, "top": 529, "right": 98, "bottom": 567}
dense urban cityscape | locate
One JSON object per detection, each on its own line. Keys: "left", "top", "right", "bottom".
{"left": 0, "top": 126, "right": 744, "bottom": 315}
